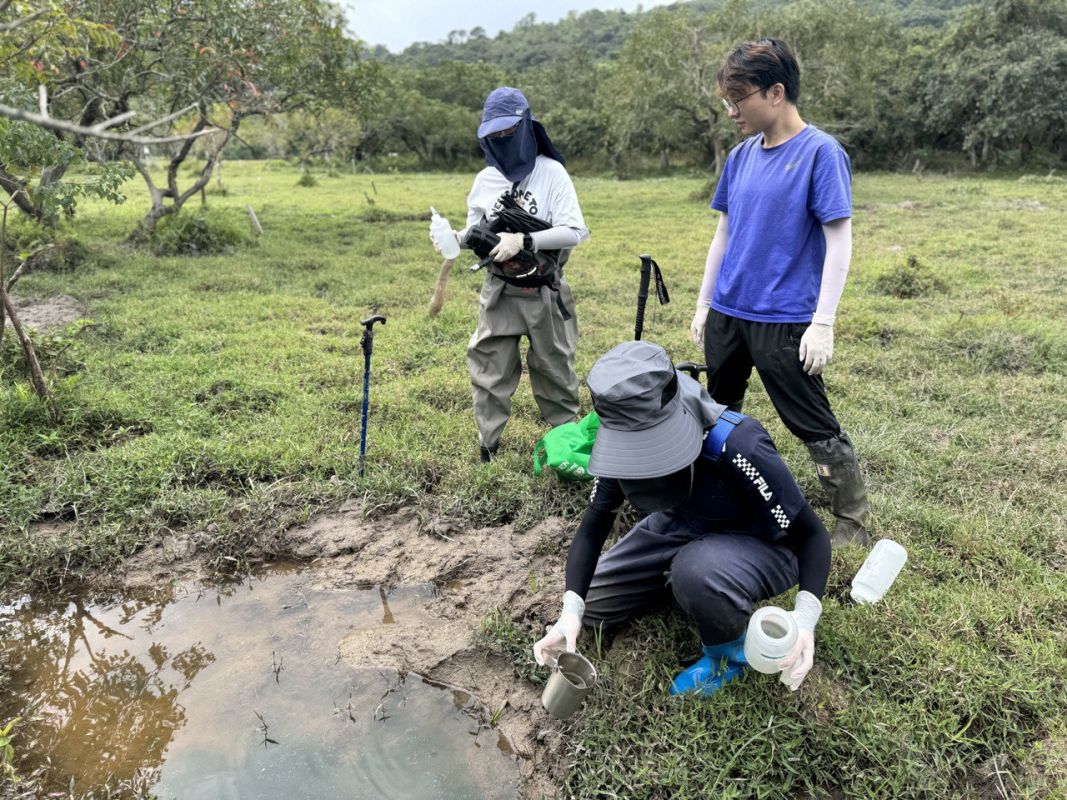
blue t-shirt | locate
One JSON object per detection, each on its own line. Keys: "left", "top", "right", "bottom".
{"left": 710, "top": 125, "right": 852, "bottom": 323}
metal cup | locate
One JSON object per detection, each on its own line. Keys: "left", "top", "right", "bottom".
{"left": 541, "top": 650, "right": 597, "bottom": 720}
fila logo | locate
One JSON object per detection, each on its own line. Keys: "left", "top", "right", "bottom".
{"left": 732, "top": 453, "right": 773, "bottom": 502}
{"left": 753, "top": 475, "right": 773, "bottom": 501}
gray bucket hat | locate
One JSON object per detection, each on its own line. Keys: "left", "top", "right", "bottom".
{"left": 587, "top": 341, "right": 725, "bottom": 479}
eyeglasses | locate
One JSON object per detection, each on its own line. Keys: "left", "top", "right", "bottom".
{"left": 721, "top": 88, "right": 762, "bottom": 115}
{"left": 487, "top": 123, "right": 520, "bottom": 140}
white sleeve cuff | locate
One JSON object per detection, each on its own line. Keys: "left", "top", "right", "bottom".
{"left": 811, "top": 313, "right": 835, "bottom": 326}
{"left": 793, "top": 590, "right": 823, "bottom": 631}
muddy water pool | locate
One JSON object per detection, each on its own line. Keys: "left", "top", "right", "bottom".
{"left": 0, "top": 569, "right": 520, "bottom": 799}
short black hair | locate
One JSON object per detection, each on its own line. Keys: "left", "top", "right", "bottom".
{"left": 717, "top": 37, "right": 800, "bottom": 104}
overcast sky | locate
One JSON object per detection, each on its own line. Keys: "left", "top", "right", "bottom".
{"left": 344, "top": 0, "right": 680, "bottom": 52}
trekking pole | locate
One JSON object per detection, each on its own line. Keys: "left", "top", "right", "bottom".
{"left": 634, "top": 254, "right": 670, "bottom": 341}
{"left": 358, "top": 314, "right": 387, "bottom": 477}
{"left": 635, "top": 255, "right": 651, "bottom": 341}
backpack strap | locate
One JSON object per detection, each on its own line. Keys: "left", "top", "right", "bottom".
{"left": 702, "top": 410, "right": 746, "bottom": 462}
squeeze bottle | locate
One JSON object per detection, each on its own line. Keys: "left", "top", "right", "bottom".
{"left": 850, "top": 539, "right": 908, "bottom": 604}
{"left": 429, "top": 207, "right": 460, "bottom": 259}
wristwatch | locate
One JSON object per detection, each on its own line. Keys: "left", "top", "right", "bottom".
{"left": 522, "top": 233, "right": 534, "bottom": 252}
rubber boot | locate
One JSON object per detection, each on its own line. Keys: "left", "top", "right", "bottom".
{"left": 805, "top": 433, "right": 870, "bottom": 549}
{"left": 670, "top": 634, "right": 747, "bottom": 697}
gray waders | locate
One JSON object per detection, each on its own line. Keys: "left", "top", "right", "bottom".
{"left": 467, "top": 276, "right": 579, "bottom": 455}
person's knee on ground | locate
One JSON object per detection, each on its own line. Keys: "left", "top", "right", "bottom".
{"left": 805, "top": 432, "right": 870, "bottom": 548}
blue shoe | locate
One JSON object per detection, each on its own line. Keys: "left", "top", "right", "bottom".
{"left": 670, "top": 636, "right": 748, "bottom": 697}
{"left": 700, "top": 634, "right": 747, "bottom": 666}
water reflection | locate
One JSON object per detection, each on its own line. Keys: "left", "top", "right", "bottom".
{"left": 0, "top": 573, "right": 519, "bottom": 799}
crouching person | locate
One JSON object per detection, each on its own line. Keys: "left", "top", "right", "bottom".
{"left": 533, "top": 341, "right": 831, "bottom": 695}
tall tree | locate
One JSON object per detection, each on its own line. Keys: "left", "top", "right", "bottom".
{"left": 614, "top": 2, "right": 757, "bottom": 175}
{"left": 59, "top": 0, "right": 380, "bottom": 237}
{"left": 0, "top": 1, "right": 131, "bottom": 223}
{"left": 925, "top": 0, "right": 1067, "bottom": 165}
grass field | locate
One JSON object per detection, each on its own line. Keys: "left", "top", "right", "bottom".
{"left": 2, "top": 162, "right": 1066, "bottom": 798}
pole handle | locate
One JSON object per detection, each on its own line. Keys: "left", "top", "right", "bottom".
{"left": 360, "top": 315, "right": 386, "bottom": 357}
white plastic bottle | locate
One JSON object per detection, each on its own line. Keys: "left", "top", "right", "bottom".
{"left": 429, "top": 207, "right": 460, "bottom": 259}
{"left": 850, "top": 539, "right": 908, "bottom": 604}
{"left": 743, "top": 606, "right": 798, "bottom": 674}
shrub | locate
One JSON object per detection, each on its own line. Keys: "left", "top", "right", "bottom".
{"left": 873, "top": 255, "right": 948, "bottom": 299}
{"left": 296, "top": 172, "right": 318, "bottom": 187}
{"left": 152, "top": 210, "right": 253, "bottom": 256}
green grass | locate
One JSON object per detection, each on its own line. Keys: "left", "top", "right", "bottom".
{"left": 1, "top": 162, "right": 1066, "bottom": 797}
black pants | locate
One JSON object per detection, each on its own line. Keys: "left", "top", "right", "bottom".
{"left": 704, "top": 309, "right": 840, "bottom": 443}
{"left": 583, "top": 512, "right": 798, "bottom": 645}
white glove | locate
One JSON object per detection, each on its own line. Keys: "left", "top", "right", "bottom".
{"left": 429, "top": 229, "right": 460, "bottom": 255}
{"left": 690, "top": 305, "right": 710, "bottom": 347}
{"left": 777, "top": 590, "right": 821, "bottom": 690}
{"left": 798, "top": 323, "right": 834, "bottom": 376}
{"left": 533, "top": 591, "right": 584, "bottom": 666}
{"left": 490, "top": 231, "right": 524, "bottom": 262}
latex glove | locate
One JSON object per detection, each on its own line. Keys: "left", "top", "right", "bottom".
{"left": 798, "top": 323, "right": 834, "bottom": 376}
{"left": 490, "top": 231, "right": 524, "bottom": 262}
{"left": 429, "top": 229, "right": 460, "bottom": 255}
{"left": 532, "top": 591, "right": 584, "bottom": 666}
{"left": 777, "top": 590, "right": 822, "bottom": 690}
{"left": 690, "top": 305, "right": 710, "bottom": 347}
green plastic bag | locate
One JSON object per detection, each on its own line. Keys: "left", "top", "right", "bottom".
{"left": 533, "top": 412, "right": 600, "bottom": 481}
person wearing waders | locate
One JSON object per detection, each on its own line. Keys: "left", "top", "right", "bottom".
{"left": 689, "top": 38, "right": 870, "bottom": 547}
{"left": 431, "top": 87, "right": 589, "bottom": 462}
{"left": 531, "top": 341, "right": 831, "bottom": 695}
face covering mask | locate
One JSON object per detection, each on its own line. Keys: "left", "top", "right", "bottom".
{"left": 619, "top": 464, "right": 694, "bottom": 514}
{"left": 480, "top": 116, "right": 538, "bottom": 183}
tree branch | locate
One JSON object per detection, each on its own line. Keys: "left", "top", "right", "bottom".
{"left": 0, "top": 102, "right": 219, "bottom": 144}
{"left": 0, "top": 165, "right": 39, "bottom": 219}
{"left": 126, "top": 102, "right": 197, "bottom": 135}
{"left": 0, "top": 7, "right": 46, "bottom": 33}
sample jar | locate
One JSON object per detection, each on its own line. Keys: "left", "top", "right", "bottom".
{"left": 743, "top": 606, "right": 798, "bottom": 675}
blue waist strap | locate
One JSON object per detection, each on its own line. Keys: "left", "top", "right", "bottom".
{"left": 702, "top": 410, "right": 746, "bottom": 462}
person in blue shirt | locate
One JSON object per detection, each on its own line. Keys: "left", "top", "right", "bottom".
{"left": 689, "top": 38, "right": 870, "bottom": 548}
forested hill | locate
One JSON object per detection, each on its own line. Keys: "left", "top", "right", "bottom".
{"left": 364, "top": 0, "right": 981, "bottom": 69}
{"left": 250, "top": 0, "right": 1066, "bottom": 174}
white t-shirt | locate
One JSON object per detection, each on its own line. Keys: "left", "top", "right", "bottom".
{"left": 465, "top": 155, "right": 589, "bottom": 243}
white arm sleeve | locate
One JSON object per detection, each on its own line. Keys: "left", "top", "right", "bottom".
{"left": 812, "top": 218, "right": 852, "bottom": 326}
{"left": 697, "top": 213, "right": 729, "bottom": 309}
{"left": 530, "top": 225, "right": 585, "bottom": 251}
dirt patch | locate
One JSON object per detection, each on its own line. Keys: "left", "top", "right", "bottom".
{"left": 120, "top": 504, "right": 576, "bottom": 799}
{"left": 4, "top": 294, "right": 86, "bottom": 331}
{"left": 27, "top": 519, "right": 74, "bottom": 541}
